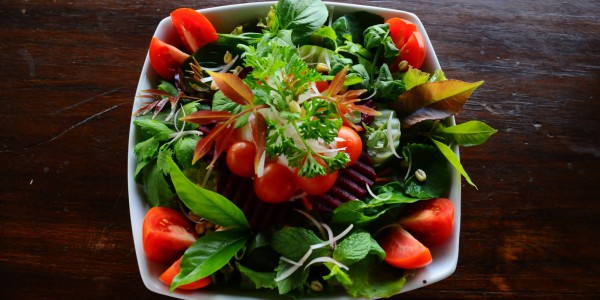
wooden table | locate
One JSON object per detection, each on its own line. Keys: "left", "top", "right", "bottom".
{"left": 1, "top": 0, "right": 599, "bottom": 299}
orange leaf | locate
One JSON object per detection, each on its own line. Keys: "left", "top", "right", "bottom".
{"left": 210, "top": 124, "right": 236, "bottom": 167}
{"left": 181, "top": 110, "right": 232, "bottom": 125}
{"left": 249, "top": 112, "right": 267, "bottom": 172}
{"left": 207, "top": 70, "right": 254, "bottom": 106}
{"left": 192, "top": 122, "right": 230, "bottom": 164}
{"left": 352, "top": 104, "right": 381, "bottom": 116}
{"left": 390, "top": 80, "right": 484, "bottom": 128}
{"left": 324, "top": 66, "right": 348, "bottom": 97}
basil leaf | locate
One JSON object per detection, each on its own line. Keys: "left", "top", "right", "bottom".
{"left": 172, "top": 230, "right": 249, "bottom": 290}
{"left": 434, "top": 120, "right": 497, "bottom": 147}
{"left": 331, "top": 201, "right": 388, "bottom": 226}
{"left": 431, "top": 138, "right": 476, "bottom": 188}
{"left": 332, "top": 11, "right": 384, "bottom": 45}
{"left": 403, "top": 143, "right": 450, "bottom": 199}
{"left": 166, "top": 156, "right": 250, "bottom": 229}
{"left": 373, "top": 64, "right": 406, "bottom": 102}
{"left": 276, "top": 0, "right": 328, "bottom": 38}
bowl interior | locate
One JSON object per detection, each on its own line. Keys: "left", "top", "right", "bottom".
{"left": 127, "top": 2, "right": 461, "bottom": 299}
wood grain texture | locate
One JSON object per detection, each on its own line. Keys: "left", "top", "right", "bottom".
{"left": 1, "top": 0, "right": 599, "bottom": 299}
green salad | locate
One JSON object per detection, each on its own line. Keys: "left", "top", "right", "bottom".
{"left": 132, "top": 0, "right": 496, "bottom": 298}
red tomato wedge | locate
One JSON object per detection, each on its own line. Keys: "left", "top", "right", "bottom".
{"left": 159, "top": 256, "right": 212, "bottom": 290}
{"left": 226, "top": 141, "right": 257, "bottom": 177}
{"left": 294, "top": 156, "right": 338, "bottom": 195}
{"left": 148, "top": 37, "right": 188, "bottom": 80}
{"left": 254, "top": 162, "right": 297, "bottom": 203}
{"left": 399, "top": 31, "right": 426, "bottom": 70}
{"left": 336, "top": 125, "right": 362, "bottom": 166}
{"left": 170, "top": 8, "right": 218, "bottom": 53}
{"left": 378, "top": 226, "right": 432, "bottom": 269}
{"left": 142, "top": 207, "right": 197, "bottom": 264}
{"left": 399, "top": 198, "right": 455, "bottom": 247}
{"left": 385, "top": 17, "right": 426, "bottom": 69}
{"left": 386, "top": 17, "right": 417, "bottom": 49}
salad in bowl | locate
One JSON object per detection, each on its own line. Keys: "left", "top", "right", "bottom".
{"left": 127, "top": 0, "right": 496, "bottom": 299}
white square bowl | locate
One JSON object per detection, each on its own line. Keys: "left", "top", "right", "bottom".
{"left": 127, "top": 2, "right": 461, "bottom": 299}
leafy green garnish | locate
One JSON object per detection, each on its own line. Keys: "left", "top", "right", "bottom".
{"left": 237, "top": 262, "right": 278, "bottom": 290}
{"left": 333, "top": 230, "right": 385, "bottom": 266}
{"left": 167, "top": 155, "right": 250, "bottom": 229}
{"left": 276, "top": 0, "right": 328, "bottom": 42}
{"left": 433, "top": 120, "right": 498, "bottom": 147}
{"left": 172, "top": 230, "right": 250, "bottom": 290}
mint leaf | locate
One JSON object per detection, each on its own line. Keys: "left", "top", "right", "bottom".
{"left": 174, "top": 135, "right": 200, "bottom": 169}
{"left": 133, "top": 119, "right": 175, "bottom": 140}
{"left": 172, "top": 230, "right": 249, "bottom": 290}
{"left": 142, "top": 161, "right": 176, "bottom": 208}
{"left": 323, "top": 264, "right": 352, "bottom": 285}
{"left": 133, "top": 137, "right": 160, "bottom": 164}
{"left": 237, "top": 262, "right": 278, "bottom": 290}
{"left": 167, "top": 156, "right": 250, "bottom": 229}
{"left": 212, "top": 90, "right": 243, "bottom": 114}
{"left": 333, "top": 231, "right": 385, "bottom": 266}
{"left": 276, "top": 259, "right": 309, "bottom": 295}
{"left": 271, "top": 227, "right": 325, "bottom": 261}
{"left": 342, "top": 256, "right": 410, "bottom": 299}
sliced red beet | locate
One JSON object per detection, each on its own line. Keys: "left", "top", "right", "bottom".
{"left": 311, "top": 151, "right": 376, "bottom": 212}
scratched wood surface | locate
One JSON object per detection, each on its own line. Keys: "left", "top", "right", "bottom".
{"left": 1, "top": 0, "right": 599, "bottom": 299}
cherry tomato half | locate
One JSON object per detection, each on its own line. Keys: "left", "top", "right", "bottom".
{"left": 142, "top": 207, "right": 197, "bottom": 264}
{"left": 170, "top": 8, "right": 218, "bottom": 53}
{"left": 336, "top": 125, "right": 362, "bottom": 166}
{"left": 386, "top": 17, "right": 427, "bottom": 69}
{"left": 148, "top": 37, "right": 188, "bottom": 80}
{"left": 399, "top": 198, "right": 454, "bottom": 247}
{"left": 226, "top": 141, "right": 257, "bottom": 177}
{"left": 314, "top": 80, "right": 330, "bottom": 93}
{"left": 159, "top": 256, "right": 212, "bottom": 290}
{"left": 294, "top": 156, "right": 338, "bottom": 195}
{"left": 254, "top": 162, "right": 297, "bottom": 203}
{"left": 378, "top": 226, "right": 432, "bottom": 269}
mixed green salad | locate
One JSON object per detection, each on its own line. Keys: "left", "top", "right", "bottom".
{"left": 132, "top": 0, "right": 496, "bottom": 298}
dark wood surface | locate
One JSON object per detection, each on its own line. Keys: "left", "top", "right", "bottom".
{"left": 1, "top": 0, "right": 599, "bottom": 299}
